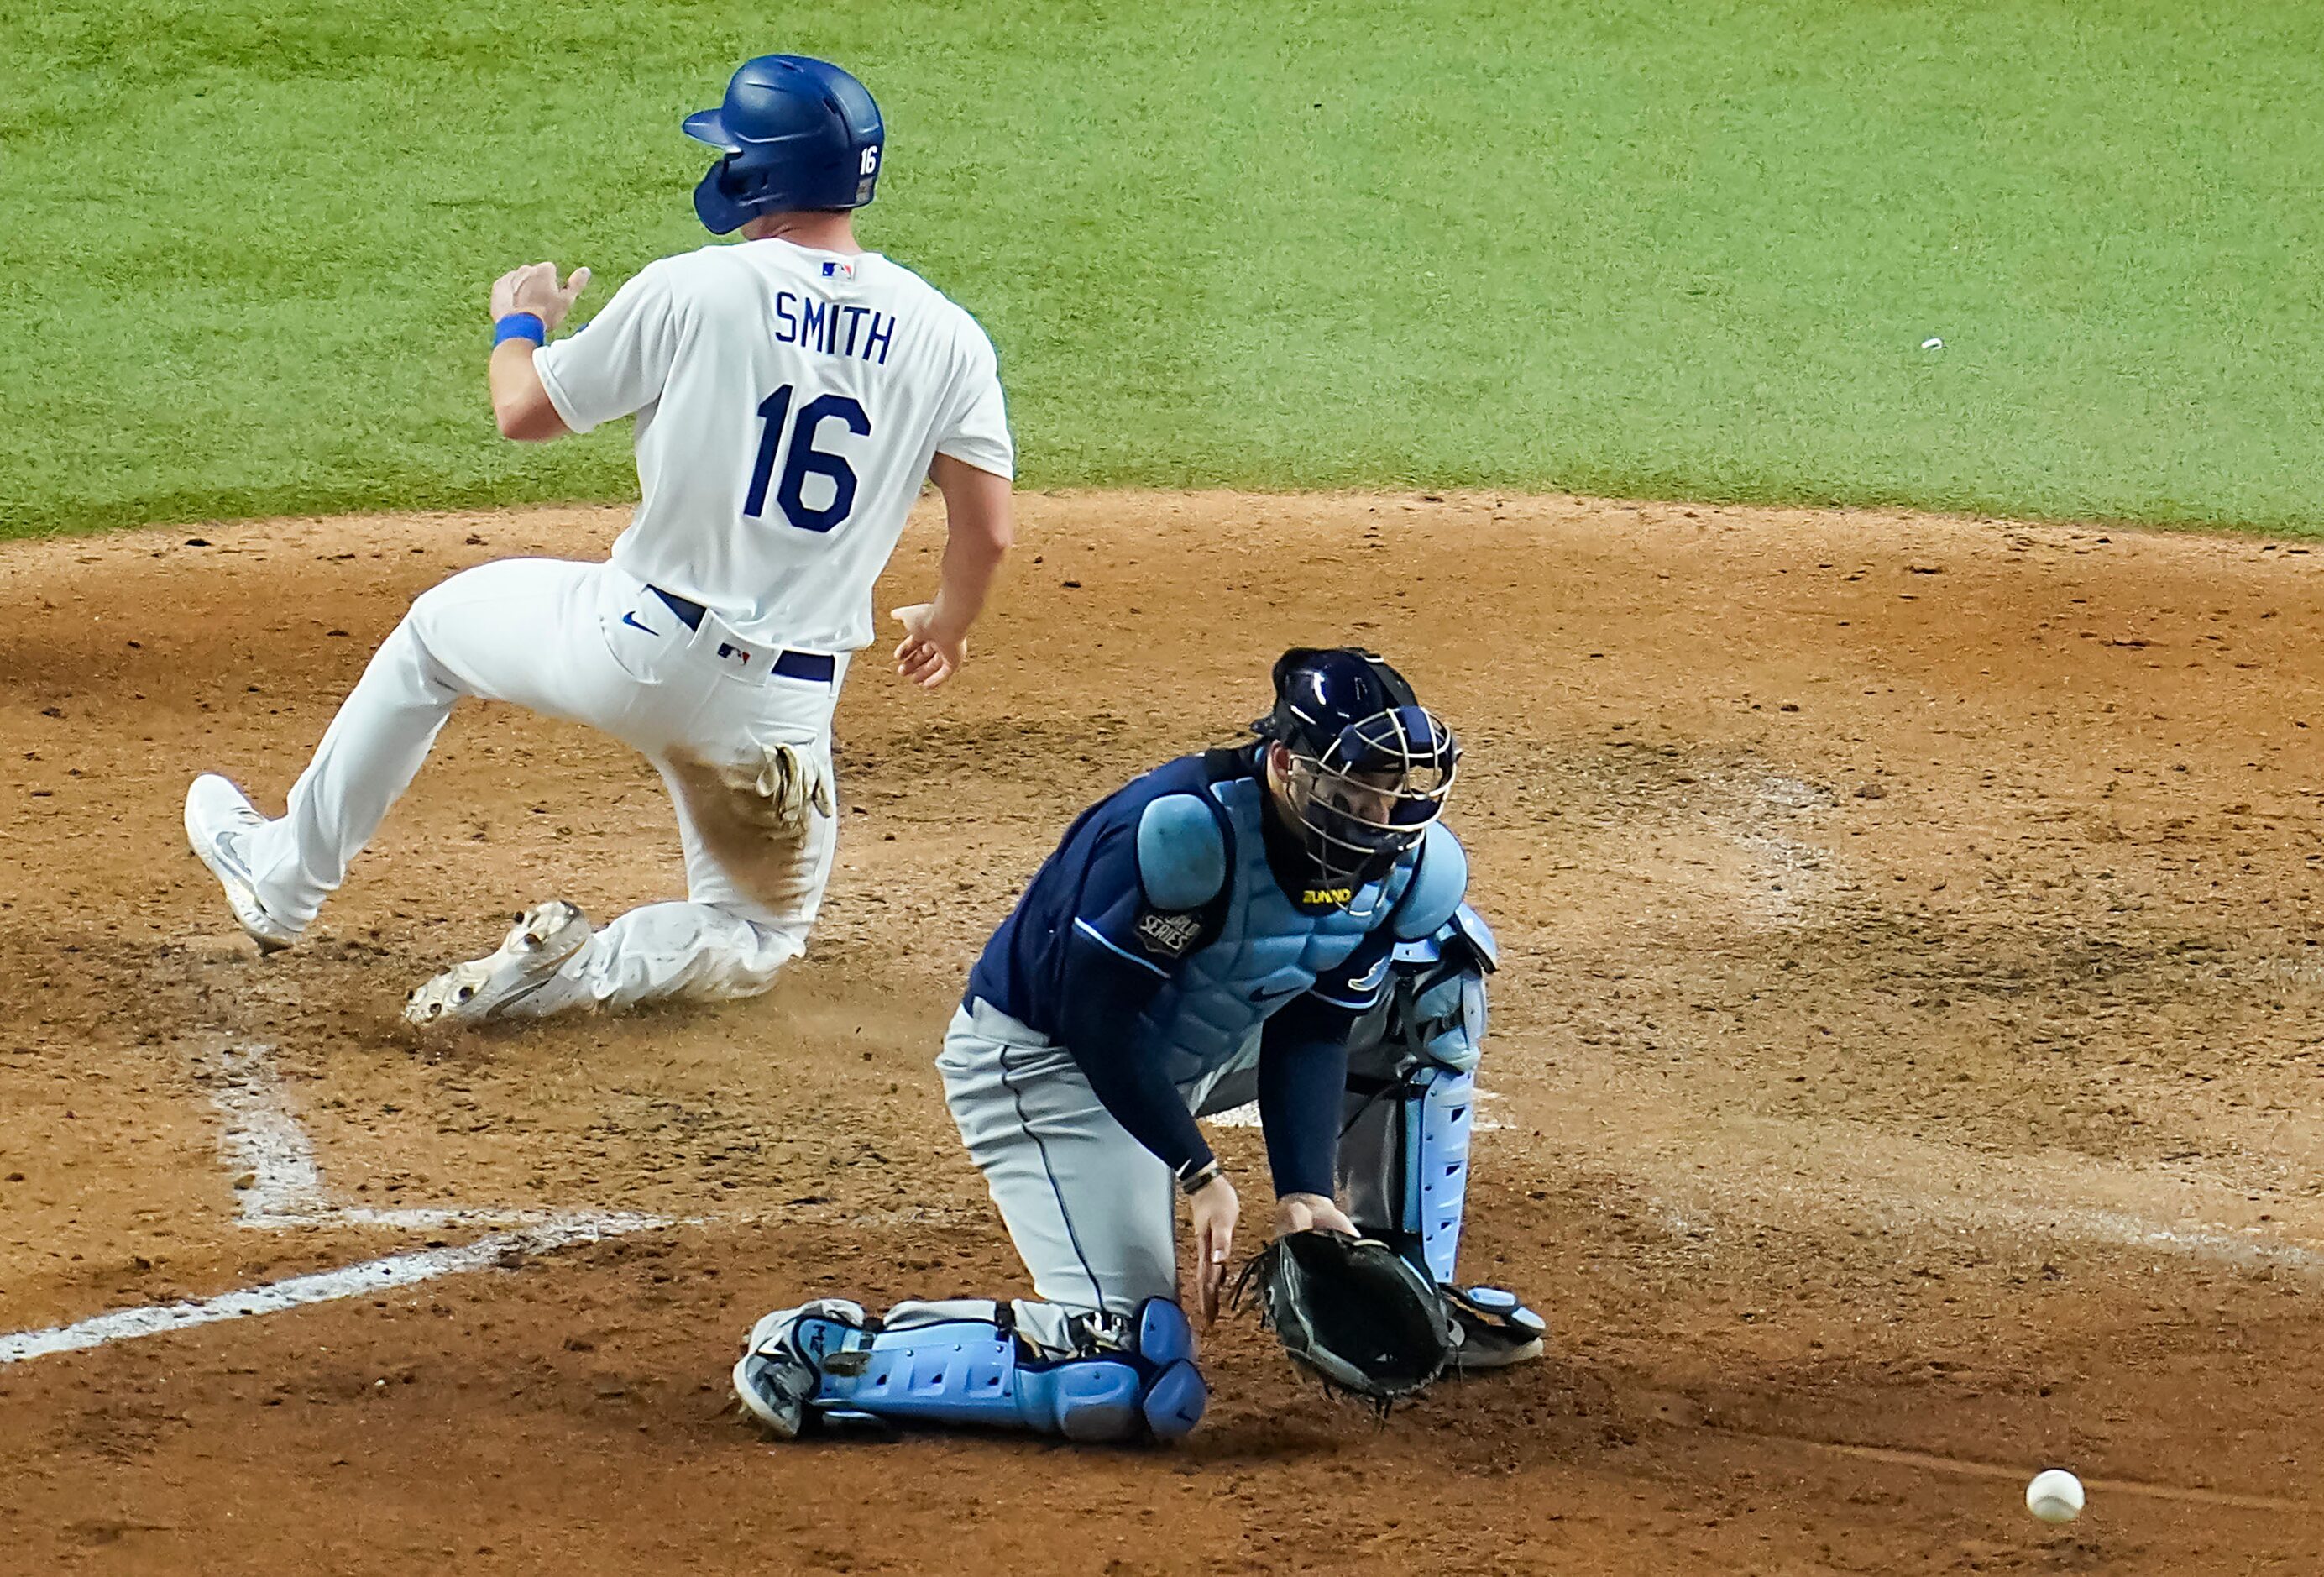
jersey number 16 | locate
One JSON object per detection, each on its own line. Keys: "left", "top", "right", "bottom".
{"left": 743, "top": 385, "right": 872, "bottom": 534}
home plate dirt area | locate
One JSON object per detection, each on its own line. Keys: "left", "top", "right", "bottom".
{"left": 1, "top": 491, "right": 2319, "bottom": 1574}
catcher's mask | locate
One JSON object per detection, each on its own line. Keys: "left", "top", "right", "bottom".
{"left": 1254, "top": 647, "right": 1459, "bottom": 899}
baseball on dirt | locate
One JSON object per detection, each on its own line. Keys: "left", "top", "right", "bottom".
{"left": 2025, "top": 1469, "right": 2085, "bottom": 1523}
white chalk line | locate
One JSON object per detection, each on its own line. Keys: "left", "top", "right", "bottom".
{"left": 243, "top": 1203, "right": 666, "bottom": 1231}
{"left": 202, "top": 1040, "right": 327, "bottom": 1222}
{"left": 1636, "top": 1169, "right": 2324, "bottom": 1284}
{"left": 53, "top": 1012, "right": 2321, "bottom": 1375}
{"left": 0, "top": 1041, "right": 677, "bottom": 1368}
{"left": 1957, "top": 1199, "right": 2324, "bottom": 1280}
{"left": 0, "top": 1213, "right": 667, "bottom": 1366}
{"left": 201, "top": 1039, "right": 657, "bottom": 1232}
{"left": 1704, "top": 1429, "right": 2318, "bottom": 1515}
{"left": 1633, "top": 1167, "right": 2324, "bottom": 1287}
{"left": 1727, "top": 772, "right": 1839, "bottom": 929}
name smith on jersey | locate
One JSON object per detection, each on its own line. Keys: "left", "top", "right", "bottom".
{"left": 771, "top": 291, "right": 898, "bottom": 364}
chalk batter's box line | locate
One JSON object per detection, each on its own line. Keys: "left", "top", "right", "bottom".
{"left": 0, "top": 1213, "right": 668, "bottom": 1366}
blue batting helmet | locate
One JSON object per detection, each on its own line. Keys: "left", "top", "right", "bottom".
{"left": 683, "top": 55, "right": 884, "bottom": 234}
{"left": 1254, "top": 648, "right": 1461, "bottom": 891}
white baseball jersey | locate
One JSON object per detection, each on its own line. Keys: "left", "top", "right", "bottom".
{"left": 534, "top": 238, "right": 1013, "bottom": 653}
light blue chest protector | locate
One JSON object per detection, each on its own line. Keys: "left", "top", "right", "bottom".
{"left": 1135, "top": 778, "right": 1417, "bottom": 1085}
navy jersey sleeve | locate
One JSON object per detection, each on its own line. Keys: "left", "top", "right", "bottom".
{"left": 1070, "top": 792, "right": 1226, "bottom": 972}
{"left": 1056, "top": 943, "right": 1213, "bottom": 1181}
{"left": 1259, "top": 824, "right": 1464, "bottom": 1195}
{"left": 1257, "top": 994, "right": 1363, "bottom": 1199}
{"left": 1052, "top": 808, "right": 1226, "bottom": 1182}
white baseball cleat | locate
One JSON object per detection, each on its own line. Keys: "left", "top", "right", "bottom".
{"left": 402, "top": 901, "right": 593, "bottom": 1027}
{"left": 184, "top": 773, "right": 301, "bottom": 952}
{"left": 1443, "top": 1286, "right": 1547, "bottom": 1370}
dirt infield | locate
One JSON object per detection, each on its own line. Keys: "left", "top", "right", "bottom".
{"left": 2, "top": 492, "right": 2320, "bottom": 1574}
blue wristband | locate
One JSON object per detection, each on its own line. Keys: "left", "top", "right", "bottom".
{"left": 493, "top": 312, "right": 547, "bottom": 347}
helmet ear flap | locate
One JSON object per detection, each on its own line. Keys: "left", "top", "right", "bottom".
{"left": 1254, "top": 648, "right": 1322, "bottom": 743}
{"left": 692, "top": 155, "right": 753, "bottom": 234}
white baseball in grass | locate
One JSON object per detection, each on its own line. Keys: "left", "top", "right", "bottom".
{"left": 1921, "top": 337, "right": 1945, "bottom": 350}
{"left": 2026, "top": 1469, "right": 2085, "bottom": 1523}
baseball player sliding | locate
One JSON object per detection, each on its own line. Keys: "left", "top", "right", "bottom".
{"left": 184, "top": 55, "right": 1014, "bottom": 1024}
{"left": 734, "top": 649, "right": 1542, "bottom": 1443}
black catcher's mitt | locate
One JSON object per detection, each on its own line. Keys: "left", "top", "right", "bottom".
{"left": 1233, "top": 1230, "right": 1457, "bottom": 1409}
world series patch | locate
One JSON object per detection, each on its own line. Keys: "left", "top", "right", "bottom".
{"left": 1135, "top": 909, "right": 1203, "bottom": 958}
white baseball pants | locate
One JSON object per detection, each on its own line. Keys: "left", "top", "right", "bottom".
{"left": 239, "top": 558, "right": 847, "bottom": 1015}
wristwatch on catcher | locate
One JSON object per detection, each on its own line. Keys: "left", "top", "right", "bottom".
{"left": 1176, "top": 1158, "right": 1222, "bottom": 1196}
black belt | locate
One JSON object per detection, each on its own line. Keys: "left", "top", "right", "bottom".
{"left": 649, "top": 587, "right": 836, "bottom": 683}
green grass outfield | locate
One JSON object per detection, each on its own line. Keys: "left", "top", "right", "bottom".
{"left": 5, "top": 1, "right": 2321, "bottom": 537}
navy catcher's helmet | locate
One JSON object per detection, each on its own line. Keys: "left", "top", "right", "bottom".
{"left": 1254, "top": 648, "right": 1460, "bottom": 892}
{"left": 684, "top": 55, "right": 884, "bottom": 234}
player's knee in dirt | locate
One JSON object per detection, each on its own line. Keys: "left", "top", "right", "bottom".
{"left": 667, "top": 742, "right": 831, "bottom": 906}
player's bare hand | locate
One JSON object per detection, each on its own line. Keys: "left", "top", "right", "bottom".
{"left": 890, "top": 604, "right": 967, "bottom": 689}
{"left": 489, "top": 262, "right": 593, "bottom": 332}
{"left": 1275, "top": 1192, "right": 1356, "bottom": 1239}
{"left": 1190, "top": 1173, "right": 1240, "bottom": 1326}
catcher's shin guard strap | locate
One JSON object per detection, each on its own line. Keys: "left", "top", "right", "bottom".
{"left": 777, "top": 1297, "right": 1205, "bottom": 1442}
{"left": 1410, "top": 966, "right": 1486, "bottom": 1075}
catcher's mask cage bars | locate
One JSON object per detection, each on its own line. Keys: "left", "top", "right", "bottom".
{"left": 1281, "top": 703, "right": 1459, "bottom": 906}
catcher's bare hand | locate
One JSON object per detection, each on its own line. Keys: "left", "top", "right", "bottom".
{"left": 1190, "top": 1173, "right": 1240, "bottom": 1325}
{"left": 489, "top": 262, "right": 592, "bottom": 332}
{"left": 1275, "top": 1192, "right": 1356, "bottom": 1238}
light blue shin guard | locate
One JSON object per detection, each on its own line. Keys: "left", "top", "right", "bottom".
{"left": 1341, "top": 1061, "right": 1478, "bottom": 1286}
{"left": 1402, "top": 1064, "right": 1476, "bottom": 1286}
{"left": 1341, "top": 944, "right": 1487, "bottom": 1285}
{"left": 744, "top": 1297, "right": 1206, "bottom": 1443}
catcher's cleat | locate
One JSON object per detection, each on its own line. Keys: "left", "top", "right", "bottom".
{"left": 1442, "top": 1285, "right": 1546, "bottom": 1370}
{"left": 184, "top": 773, "right": 302, "bottom": 952}
{"left": 734, "top": 1303, "right": 848, "bottom": 1440}
{"left": 403, "top": 901, "right": 592, "bottom": 1026}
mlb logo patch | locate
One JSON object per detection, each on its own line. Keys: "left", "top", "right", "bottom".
{"left": 820, "top": 258, "right": 856, "bottom": 281}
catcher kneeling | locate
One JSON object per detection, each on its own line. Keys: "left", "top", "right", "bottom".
{"left": 735, "top": 649, "right": 1544, "bottom": 1442}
